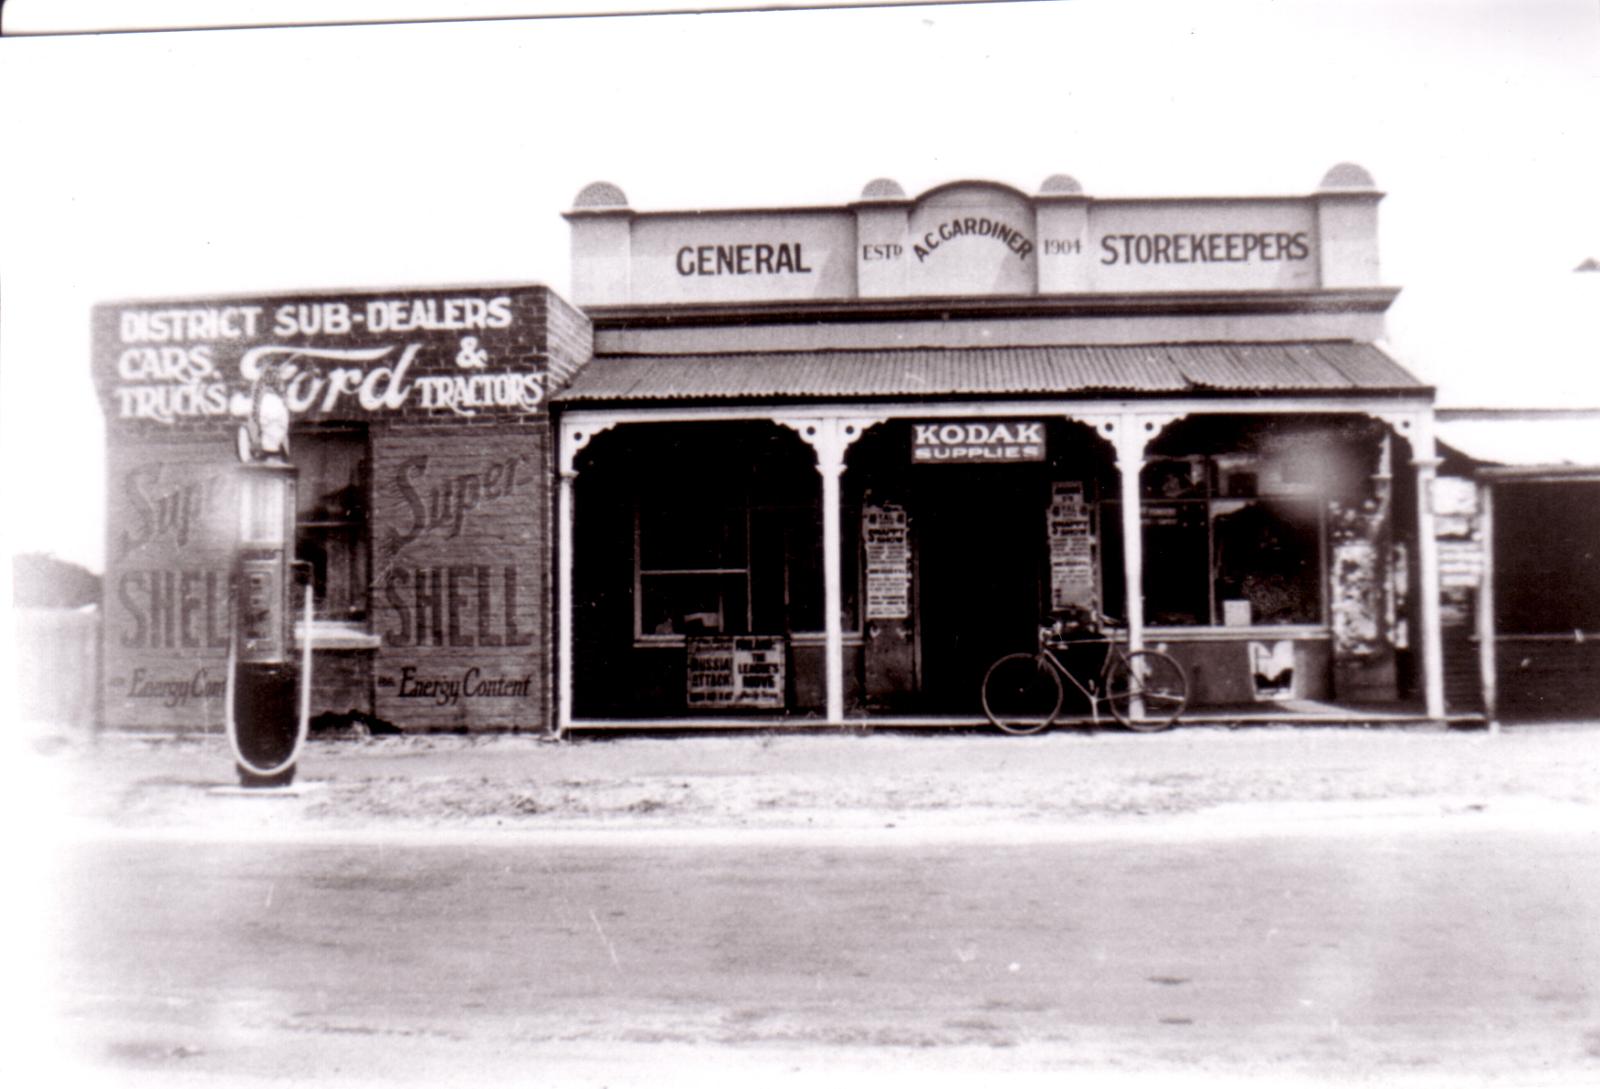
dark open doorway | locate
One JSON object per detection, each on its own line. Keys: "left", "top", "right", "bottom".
{"left": 913, "top": 464, "right": 1045, "bottom": 713}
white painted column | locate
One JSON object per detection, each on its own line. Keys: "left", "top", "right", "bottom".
{"left": 555, "top": 463, "right": 575, "bottom": 738}
{"left": 779, "top": 417, "right": 876, "bottom": 725}
{"left": 1476, "top": 481, "right": 1499, "bottom": 733}
{"left": 1116, "top": 417, "right": 1148, "bottom": 654}
{"left": 820, "top": 438, "right": 847, "bottom": 725}
{"left": 1413, "top": 451, "right": 1447, "bottom": 721}
{"left": 555, "top": 418, "right": 616, "bottom": 737}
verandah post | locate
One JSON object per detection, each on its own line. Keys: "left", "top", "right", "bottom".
{"left": 1116, "top": 415, "right": 1148, "bottom": 656}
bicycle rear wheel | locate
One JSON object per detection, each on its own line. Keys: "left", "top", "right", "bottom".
{"left": 1105, "top": 650, "right": 1187, "bottom": 732}
{"left": 982, "top": 653, "right": 1064, "bottom": 735}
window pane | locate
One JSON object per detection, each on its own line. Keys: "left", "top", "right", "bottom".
{"left": 639, "top": 498, "right": 746, "bottom": 571}
{"left": 293, "top": 430, "right": 369, "bottom": 623}
{"left": 1099, "top": 502, "right": 1125, "bottom": 622}
{"left": 1142, "top": 501, "right": 1211, "bottom": 625}
{"left": 750, "top": 505, "right": 825, "bottom": 633}
{"left": 1212, "top": 498, "right": 1322, "bottom": 625}
{"left": 640, "top": 573, "right": 749, "bottom": 636}
{"left": 298, "top": 525, "right": 367, "bottom": 622}
{"left": 297, "top": 434, "right": 366, "bottom": 523}
{"left": 1142, "top": 458, "right": 1208, "bottom": 500}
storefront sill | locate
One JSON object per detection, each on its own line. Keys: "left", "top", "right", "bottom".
{"left": 632, "top": 634, "right": 865, "bottom": 651}
{"left": 294, "top": 622, "right": 382, "bottom": 651}
{"left": 1145, "top": 626, "right": 1330, "bottom": 643}
{"left": 564, "top": 706, "right": 1462, "bottom": 732}
{"left": 568, "top": 717, "right": 848, "bottom": 731}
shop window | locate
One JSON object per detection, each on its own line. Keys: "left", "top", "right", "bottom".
{"left": 627, "top": 424, "right": 852, "bottom": 643}
{"left": 637, "top": 495, "right": 752, "bottom": 638}
{"left": 635, "top": 493, "right": 841, "bottom": 641}
{"left": 293, "top": 428, "right": 370, "bottom": 624}
{"left": 1211, "top": 497, "right": 1323, "bottom": 625}
{"left": 1102, "top": 453, "right": 1327, "bottom": 627}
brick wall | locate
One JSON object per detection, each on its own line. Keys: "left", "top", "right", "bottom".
{"left": 94, "top": 284, "right": 589, "bottom": 733}
{"left": 369, "top": 422, "right": 552, "bottom": 730}
{"left": 102, "top": 437, "right": 237, "bottom": 730}
{"left": 540, "top": 290, "right": 595, "bottom": 392}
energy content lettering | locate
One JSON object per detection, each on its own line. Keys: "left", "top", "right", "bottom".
{"left": 383, "top": 666, "right": 534, "bottom": 707}
{"left": 121, "top": 667, "right": 228, "bottom": 709}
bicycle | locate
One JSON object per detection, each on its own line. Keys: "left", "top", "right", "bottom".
{"left": 981, "top": 613, "right": 1188, "bottom": 734}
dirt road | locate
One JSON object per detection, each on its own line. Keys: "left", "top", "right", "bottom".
{"left": 31, "top": 723, "right": 1600, "bottom": 834}
{"left": 15, "top": 724, "right": 1600, "bottom": 1086}
{"left": 46, "top": 810, "right": 1600, "bottom": 1087}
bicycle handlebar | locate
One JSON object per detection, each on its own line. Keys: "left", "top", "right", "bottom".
{"left": 1039, "top": 611, "right": 1125, "bottom": 647}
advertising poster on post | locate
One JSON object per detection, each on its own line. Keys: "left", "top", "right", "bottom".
{"left": 862, "top": 503, "right": 911, "bottom": 621}
{"left": 1048, "top": 482, "right": 1096, "bottom": 612}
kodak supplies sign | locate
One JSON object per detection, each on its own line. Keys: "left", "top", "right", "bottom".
{"left": 912, "top": 421, "right": 1045, "bottom": 464}
{"left": 91, "top": 286, "right": 551, "bottom": 431}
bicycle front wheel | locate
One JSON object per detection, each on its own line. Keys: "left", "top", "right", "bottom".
{"left": 982, "top": 653, "right": 1064, "bottom": 735}
{"left": 1105, "top": 650, "right": 1187, "bottom": 732}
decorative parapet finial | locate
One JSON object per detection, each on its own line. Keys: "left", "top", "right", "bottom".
{"left": 1038, "top": 173, "right": 1084, "bottom": 196}
{"left": 571, "top": 181, "right": 630, "bottom": 211}
{"left": 1318, "top": 162, "right": 1378, "bottom": 191}
{"left": 859, "top": 177, "right": 907, "bottom": 201}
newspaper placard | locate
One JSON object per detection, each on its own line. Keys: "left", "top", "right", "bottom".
{"left": 1048, "top": 482, "right": 1096, "bottom": 611}
{"left": 686, "top": 635, "right": 786, "bottom": 710}
{"left": 862, "top": 503, "right": 911, "bottom": 620}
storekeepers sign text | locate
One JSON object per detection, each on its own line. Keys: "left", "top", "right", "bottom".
{"left": 912, "top": 421, "right": 1045, "bottom": 464}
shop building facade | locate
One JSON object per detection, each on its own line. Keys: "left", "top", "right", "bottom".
{"left": 555, "top": 167, "right": 1447, "bottom": 730}
{"left": 1431, "top": 409, "right": 1600, "bottom": 723}
{"left": 91, "top": 285, "right": 591, "bottom": 732}
{"left": 87, "top": 169, "right": 1473, "bottom": 736}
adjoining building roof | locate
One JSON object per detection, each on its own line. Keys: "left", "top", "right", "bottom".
{"left": 1437, "top": 410, "right": 1600, "bottom": 474}
{"left": 554, "top": 342, "right": 1427, "bottom": 405}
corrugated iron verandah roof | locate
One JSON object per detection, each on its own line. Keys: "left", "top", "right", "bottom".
{"left": 553, "top": 342, "right": 1427, "bottom": 405}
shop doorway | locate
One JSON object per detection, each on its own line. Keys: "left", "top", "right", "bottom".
{"left": 915, "top": 465, "right": 1044, "bottom": 713}
{"left": 1492, "top": 480, "right": 1600, "bottom": 719}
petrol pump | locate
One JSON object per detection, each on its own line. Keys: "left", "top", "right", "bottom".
{"left": 226, "top": 367, "right": 313, "bottom": 787}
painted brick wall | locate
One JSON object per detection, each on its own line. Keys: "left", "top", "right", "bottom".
{"left": 369, "top": 422, "right": 552, "bottom": 730}
{"left": 102, "top": 437, "right": 237, "bottom": 730}
{"left": 541, "top": 290, "right": 594, "bottom": 392}
{"left": 94, "top": 284, "right": 588, "bottom": 733}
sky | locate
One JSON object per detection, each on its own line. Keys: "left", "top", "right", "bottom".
{"left": 1, "top": 0, "right": 1598, "bottom": 573}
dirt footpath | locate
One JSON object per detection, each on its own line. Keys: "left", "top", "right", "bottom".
{"left": 26, "top": 722, "right": 1600, "bottom": 837}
